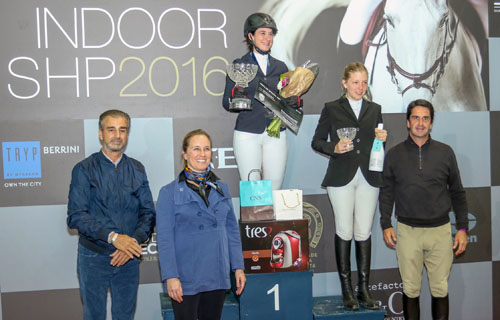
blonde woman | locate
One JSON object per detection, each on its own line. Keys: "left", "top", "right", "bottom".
{"left": 312, "top": 62, "right": 387, "bottom": 311}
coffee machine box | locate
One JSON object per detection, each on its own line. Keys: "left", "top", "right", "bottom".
{"left": 239, "top": 219, "right": 309, "bottom": 273}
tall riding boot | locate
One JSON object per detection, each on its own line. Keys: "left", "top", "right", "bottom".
{"left": 335, "top": 234, "right": 359, "bottom": 310}
{"left": 431, "top": 296, "right": 449, "bottom": 320}
{"left": 403, "top": 293, "right": 420, "bottom": 320}
{"left": 355, "top": 237, "right": 379, "bottom": 309}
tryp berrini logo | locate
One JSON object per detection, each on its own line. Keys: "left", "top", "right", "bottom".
{"left": 2, "top": 141, "right": 41, "bottom": 179}
{"left": 0, "top": 120, "right": 84, "bottom": 206}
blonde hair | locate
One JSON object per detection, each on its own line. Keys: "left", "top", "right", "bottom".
{"left": 342, "top": 62, "right": 368, "bottom": 81}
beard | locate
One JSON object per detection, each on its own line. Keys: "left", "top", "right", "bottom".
{"left": 101, "top": 138, "right": 127, "bottom": 153}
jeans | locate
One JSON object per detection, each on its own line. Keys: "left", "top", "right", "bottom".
{"left": 77, "top": 243, "right": 139, "bottom": 320}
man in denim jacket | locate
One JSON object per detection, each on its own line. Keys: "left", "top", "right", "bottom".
{"left": 67, "top": 109, "right": 155, "bottom": 320}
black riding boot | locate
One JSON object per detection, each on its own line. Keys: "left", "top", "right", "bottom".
{"left": 403, "top": 293, "right": 420, "bottom": 320}
{"left": 431, "top": 296, "right": 449, "bottom": 320}
{"left": 355, "top": 237, "right": 379, "bottom": 309}
{"left": 335, "top": 234, "right": 359, "bottom": 310}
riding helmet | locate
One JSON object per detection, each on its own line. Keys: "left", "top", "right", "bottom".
{"left": 244, "top": 13, "right": 278, "bottom": 38}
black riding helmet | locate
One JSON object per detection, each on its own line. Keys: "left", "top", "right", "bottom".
{"left": 244, "top": 13, "right": 277, "bottom": 54}
{"left": 244, "top": 12, "right": 278, "bottom": 38}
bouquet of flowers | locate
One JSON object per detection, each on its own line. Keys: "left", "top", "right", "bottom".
{"left": 267, "top": 60, "right": 320, "bottom": 137}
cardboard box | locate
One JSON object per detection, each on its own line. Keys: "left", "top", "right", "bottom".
{"left": 239, "top": 219, "right": 309, "bottom": 273}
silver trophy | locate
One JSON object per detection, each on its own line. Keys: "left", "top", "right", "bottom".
{"left": 336, "top": 127, "right": 357, "bottom": 140}
{"left": 226, "top": 63, "right": 259, "bottom": 111}
{"left": 336, "top": 127, "right": 357, "bottom": 152}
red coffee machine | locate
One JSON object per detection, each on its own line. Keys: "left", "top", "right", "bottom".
{"left": 270, "top": 230, "right": 302, "bottom": 269}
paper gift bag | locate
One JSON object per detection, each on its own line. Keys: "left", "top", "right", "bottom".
{"left": 273, "top": 189, "right": 303, "bottom": 220}
{"left": 239, "top": 169, "right": 274, "bottom": 221}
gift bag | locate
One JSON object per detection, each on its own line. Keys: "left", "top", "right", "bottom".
{"left": 239, "top": 169, "right": 274, "bottom": 221}
{"left": 273, "top": 189, "right": 303, "bottom": 220}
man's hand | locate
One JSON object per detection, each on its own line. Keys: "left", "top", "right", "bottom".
{"left": 234, "top": 269, "right": 246, "bottom": 295}
{"left": 167, "top": 278, "right": 183, "bottom": 303}
{"left": 453, "top": 230, "right": 468, "bottom": 255}
{"left": 109, "top": 249, "right": 131, "bottom": 267}
{"left": 383, "top": 227, "right": 397, "bottom": 248}
{"left": 112, "top": 234, "right": 142, "bottom": 259}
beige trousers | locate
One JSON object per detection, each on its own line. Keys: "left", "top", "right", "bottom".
{"left": 396, "top": 222, "right": 453, "bottom": 298}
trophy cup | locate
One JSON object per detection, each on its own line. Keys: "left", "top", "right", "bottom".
{"left": 226, "top": 63, "right": 259, "bottom": 111}
{"left": 336, "top": 127, "right": 357, "bottom": 141}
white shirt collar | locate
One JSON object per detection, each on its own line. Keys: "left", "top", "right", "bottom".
{"left": 253, "top": 51, "right": 269, "bottom": 75}
{"left": 347, "top": 98, "right": 362, "bottom": 119}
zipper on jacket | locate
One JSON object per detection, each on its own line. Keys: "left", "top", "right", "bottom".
{"left": 418, "top": 146, "right": 422, "bottom": 170}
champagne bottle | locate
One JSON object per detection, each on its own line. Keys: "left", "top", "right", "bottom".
{"left": 369, "top": 123, "right": 385, "bottom": 172}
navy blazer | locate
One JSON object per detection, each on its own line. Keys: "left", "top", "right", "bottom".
{"left": 222, "top": 51, "right": 288, "bottom": 134}
{"left": 311, "top": 97, "right": 384, "bottom": 187}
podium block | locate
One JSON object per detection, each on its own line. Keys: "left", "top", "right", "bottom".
{"left": 160, "top": 291, "right": 239, "bottom": 320}
{"left": 239, "top": 270, "right": 313, "bottom": 320}
{"left": 313, "top": 296, "right": 386, "bottom": 320}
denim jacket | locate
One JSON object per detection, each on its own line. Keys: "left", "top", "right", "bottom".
{"left": 67, "top": 151, "right": 156, "bottom": 254}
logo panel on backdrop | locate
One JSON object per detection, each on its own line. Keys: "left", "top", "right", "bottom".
{"left": 302, "top": 194, "right": 335, "bottom": 273}
{"left": 451, "top": 187, "right": 492, "bottom": 263}
{"left": 0, "top": 120, "right": 84, "bottom": 206}
{"left": 2, "top": 141, "right": 41, "bottom": 180}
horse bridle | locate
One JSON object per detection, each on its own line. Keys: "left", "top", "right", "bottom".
{"left": 385, "top": 13, "right": 458, "bottom": 95}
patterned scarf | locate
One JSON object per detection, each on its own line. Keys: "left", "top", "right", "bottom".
{"left": 183, "top": 166, "right": 224, "bottom": 206}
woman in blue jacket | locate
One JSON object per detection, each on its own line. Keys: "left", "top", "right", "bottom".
{"left": 222, "top": 12, "right": 297, "bottom": 189}
{"left": 156, "top": 129, "right": 246, "bottom": 320}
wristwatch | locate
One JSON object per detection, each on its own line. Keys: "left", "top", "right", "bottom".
{"left": 108, "top": 232, "right": 118, "bottom": 243}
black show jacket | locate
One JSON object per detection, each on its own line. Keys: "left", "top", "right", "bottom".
{"left": 311, "top": 97, "right": 383, "bottom": 188}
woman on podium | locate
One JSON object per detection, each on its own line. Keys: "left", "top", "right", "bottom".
{"left": 156, "top": 129, "right": 246, "bottom": 320}
{"left": 312, "top": 62, "right": 387, "bottom": 311}
{"left": 222, "top": 12, "right": 300, "bottom": 190}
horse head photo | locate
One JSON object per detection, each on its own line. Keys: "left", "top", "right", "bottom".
{"left": 262, "top": 0, "right": 488, "bottom": 112}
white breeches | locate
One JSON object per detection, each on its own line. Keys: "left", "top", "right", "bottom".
{"left": 233, "top": 130, "right": 287, "bottom": 190}
{"left": 327, "top": 168, "right": 379, "bottom": 241}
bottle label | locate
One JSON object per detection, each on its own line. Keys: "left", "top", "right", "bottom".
{"left": 372, "top": 139, "right": 383, "bottom": 152}
{"left": 369, "top": 138, "right": 384, "bottom": 172}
